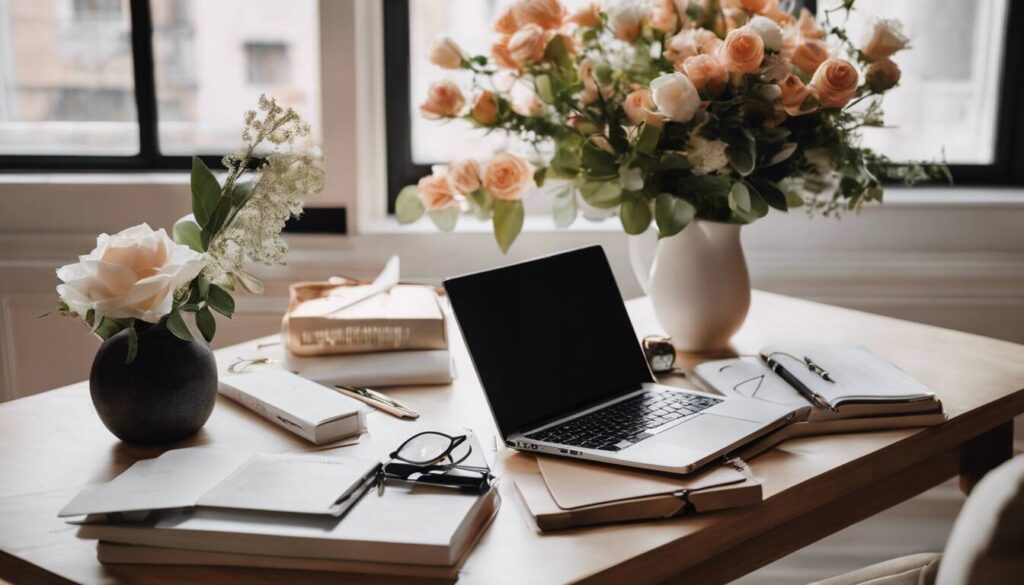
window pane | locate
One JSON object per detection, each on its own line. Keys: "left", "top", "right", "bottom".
{"left": 152, "top": 0, "right": 321, "bottom": 155}
{"left": 0, "top": 0, "right": 138, "bottom": 155}
{"left": 842, "top": 0, "right": 1007, "bottom": 164}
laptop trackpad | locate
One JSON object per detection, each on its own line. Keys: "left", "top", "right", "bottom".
{"left": 654, "top": 414, "right": 762, "bottom": 453}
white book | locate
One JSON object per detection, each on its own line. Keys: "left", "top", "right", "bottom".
{"left": 59, "top": 447, "right": 380, "bottom": 518}
{"left": 283, "top": 348, "right": 454, "bottom": 387}
{"left": 219, "top": 370, "right": 367, "bottom": 444}
{"left": 77, "top": 478, "right": 499, "bottom": 567}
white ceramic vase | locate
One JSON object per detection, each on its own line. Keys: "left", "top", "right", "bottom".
{"left": 629, "top": 219, "right": 751, "bottom": 352}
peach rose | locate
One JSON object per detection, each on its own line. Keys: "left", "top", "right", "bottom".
{"left": 510, "top": 86, "right": 546, "bottom": 117}
{"left": 428, "top": 37, "right": 466, "bottom": 69}
{"left": 778, "top": 73, "right": 811, "bottom": 115}
{"left": 791, "top": 39, "right": 829, "bottom": 75}
{"left": 482, "top": 153, "right": 533, "bottom": 201}
{"left": 797, "top": 8, "right": 824, "bottom": 39}
{"left": 569, "top": 3, "right": 601, "bottom": 28}
{"left": 494, "top": 5, "right": 519, "bottom": 34}
{"left": 650, "top": 0, "right": 679, "bottom": 33}
{"left": 719, "top": 28, "right": 764, "bottom": 74}
{"left": 512, "top": 0, "right": 566, "bottom": 30}
{"left": 579, "top": 58, "right": 613, "bottom": 105}
{"left": 664, "top": 32, "right": 700, "bottom": 67}
{"left": 491, "top": 36, "right": 521, "bottom": 69}
{"left": 866, "top": 58, "right": 901, "bottom": 92}
{"left": 809, "top": 58, "right": 859, "bottom": 108}
{"left": 419, "top": 80, "right": 465, "bottom": 119}
{"left": 606, "top": 0, "right": 647, "bottom": 42}
{"left": 508, "top": 24, "right": 548, "bottom": 65}
{"left": 623, "top": 89, "right": 664, "bottom": 127}
{"left": 696, "top": 28, "right": 724, "bottom": 54}
{"left": 471, "top": 91, "right": 499, "bottom": 126}
{"left": 448, "top": 159, "right": 482, "bottom": 194}
{"left": 738, "top": 0, "right": 773, "bottom": 14}
{"left": 683, "top": 54, "right": 728, "bottom": 97}
{"left": 861, "top": 18, "right": 909, "bottom": 63}
{"left": 417, "top": 168, "right": 457, "bottom": 211}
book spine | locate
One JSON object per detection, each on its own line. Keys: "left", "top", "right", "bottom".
{"left": 287, "top": 319, "right": 446, "bottom": 356}
{"left": 218, "top": 383, "right": 317, "bottom": 443}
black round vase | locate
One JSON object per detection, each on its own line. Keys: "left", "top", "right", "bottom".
{"left": 89, "top": 319, "right": 218, "bottom": 444}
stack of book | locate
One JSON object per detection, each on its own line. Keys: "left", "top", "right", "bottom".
{"left": 280, "top": 257, "right": 453, "bottom": 387}
{"left": 62, "top": 443, "right": 499, "bottom": 579}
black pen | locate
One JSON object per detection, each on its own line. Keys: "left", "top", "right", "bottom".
{"left": 760, "top": 352, "right": 837, "bottom": 412}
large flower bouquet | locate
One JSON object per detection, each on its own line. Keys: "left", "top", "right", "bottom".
{"left": 397, "top": 0, "right": 947, "bottom": 251}
{"left": 55, "top": 95, "right": 324, "bottom": 361}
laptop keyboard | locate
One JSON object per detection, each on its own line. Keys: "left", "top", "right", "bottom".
{"left": 525, "top": 390, "right": 721, "bottom": 452}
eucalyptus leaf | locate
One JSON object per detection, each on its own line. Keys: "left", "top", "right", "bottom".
{"left": 172, "top": 219, "right": 204, "bottom": 253}
{"left": 395, "top": 185, "right": 426, "bottom": 224}
{"left": 125, "top": 321, "right": 137, "bottom": 365}
{"left": 785, "top": 189, "right": 805, "bottom": 208}
{"left": 166, "top": 310, "right": 193, "bottom": 341}
{"left": 492, "top": 198, "right": 524, "bottom": 253}
{"left": 659, "top": 153, "right": 692, "bottom": 170}
{"left": 579, "top": 180, "right": 623, "bottom": 208}
{"left": 727, "top": 144, "right": 755, "bottom": 177}
{"left": 190, "top": 156, "right": 221, "bottom": 228}
{"left": 428, "top": 205, "right": 460, "bottom": 232}
{"left": 749, "top": 179, "right": 787, "bottom": 211}
{"left": 765, "top": 143, "right": 798, "bottom": 167}
{"left": 619, "top": 195, "right": 652, "bottom": 235}
{"left": 207, "top": 284, "right": 235, "bottom": 318}
{"left": 677, "top": 175, "right": 732, "bottom": 199}
{"left": 654, "top": 193, "right": 696, "bottom": 238}
{"left": 465, "top": 188, "right": 493, "bottom": 219}
{"left": 581, "top": 142, "right": 618, "bottom": 178}
{"left": 195, "top": 306, "right": 216, "bottom": 343}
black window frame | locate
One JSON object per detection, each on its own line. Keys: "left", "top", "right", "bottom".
{"left": 0, "top": 0, "right": 345, "bottom": 233}
{"left": 383, "top": 0, "right": 1024, "bottom": 212}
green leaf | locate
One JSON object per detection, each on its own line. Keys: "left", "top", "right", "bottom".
{"left": 428, "top": 206, "right": 460, "bottom": 231}
{"left": 492, "top": 198, "right": 524, "bottom": 253}
{"left": 197, "top": 274, "right": 210, "bottom": 298}
{"left": 543, "top": 34, "right": 574, "bottom": 72}
{"left": 727, "top": 144, "right": 755, "bottom": 177}
{"left": 659, "top": 153, "right": 692, "bottom": 171}
{"left": 581, "top": 142, "right": 618, "bottom": 178}
{"left": 207, "top": 284, "right": 235, "bottom": 318}
{"left": 190, "top": 156, "right": 221, "bottom": 228}
{"left": 195, "top": 306, "right": 216, "bottom": 343}
{"left": 620, "top": 194, "right": 652, "bottom": 235}
{"left": 677, "top": 175, "right": 732, "bottom": 199}
{"left": 654, "top": 193, "right": 696, "bottom": 238}
{"left": 396, "top": 185, "right": 426, "bottom": 224}
{"left": 552, "top": 185, "right": 577, "bottom": 228}
{"left": 465, "top": 188, "right": 493, "bottom": 219}
{"left": 635, "top": 123, "right": 661, "bottom": 155}
{"left": 201, "top": 196, "right": 233, "bottom": 249}
{"left": 533, "top": 166, "right": 548, "bottom": 188}
{"left": 579, "top": 180, "right": 623, "bottom": 208}
{"left": 93, "top": 316, "right": 127, "bottom": 340}
{"left": 785, "top": 189, "right": 805, "bottom": 208}
{"left": 125, "top": 321, "right": 138, "bottom": 365}
{"left": 166, "top": 310, "right": 193, "bottom": 341}
{"left": 173, "top": 219, "right": 204, "bottom": 253}
{"left": 749, "top": 179, "right": 787, "bottom": 211}
{"left": 728, "top": 182, "right": 752, "bottom": 213}
{"left": 535, "top": 74, "right": 555, "bottom": 103}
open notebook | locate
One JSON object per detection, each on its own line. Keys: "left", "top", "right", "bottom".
{"left": 693, "top": 343, "right": 943, "bottom": 422}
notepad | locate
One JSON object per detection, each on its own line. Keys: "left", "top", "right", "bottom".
{"left": 694, "top": 343, "right": 942, "bottom": 421}
{"left": 59, "top": 447, "right": 380, "bottom": 518}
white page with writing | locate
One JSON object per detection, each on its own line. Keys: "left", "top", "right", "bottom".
{"left": 694, "top": 357, "right": 808, "bottom": 408}
{"left": 197, "top": 453, "right": 379, "bottom": 516}
{"left": 59, "top": 448, "right": 253, "bottom": 517}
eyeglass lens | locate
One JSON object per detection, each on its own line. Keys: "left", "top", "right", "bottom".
{"left": 396, "top": 432, "right": 458, "bottom": 464}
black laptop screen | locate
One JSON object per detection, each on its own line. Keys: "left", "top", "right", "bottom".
{"left": 444, "top": 246, "right": 654, "bottom": 437}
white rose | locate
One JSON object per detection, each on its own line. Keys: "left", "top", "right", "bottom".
{"left": 650, "top": 73, "right": 701, "bottom": 123}
{"left": 861, "top": 18, "right": 909, "bottom": 62}
{"left": 741, "top": 15, "right": 783, "bottom": 52}
{"left": 56, "top": 223, "right": 206, "bottom": 324}
{"left": 428, "top": 37, "right": 466, "bottom": 69}
{"left": 605, "top": 0, "right": 648, "bottom": 42}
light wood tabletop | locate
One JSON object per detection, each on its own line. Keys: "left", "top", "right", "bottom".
{"left": 1, "top": 291, "right": 1023, "bottom": 585}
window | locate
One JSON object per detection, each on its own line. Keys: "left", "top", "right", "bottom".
{"left": 245, "top": 42, "right": 289, "bottom": 85}
{"left": 0, "top": 0, "right": 321, "bottom": 167}
{"left": 384, "top": 0, "right": 1024, "bottom": 210}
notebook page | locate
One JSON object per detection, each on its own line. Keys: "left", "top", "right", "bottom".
{"left": 762, "top": 343, "right": 935, "bottom": 406}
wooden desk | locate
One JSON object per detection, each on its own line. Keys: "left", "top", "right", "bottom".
{"left": 1, "top": 291, "right": 1023, "bottom": 585}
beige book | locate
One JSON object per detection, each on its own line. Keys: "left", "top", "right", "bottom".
{"left": 514, "top": 457, "right": 761, "bottom": 531}
{"left": 284, "top": 282, "right": 447, "bottom": 356}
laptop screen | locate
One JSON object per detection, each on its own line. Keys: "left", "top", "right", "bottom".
{"left": 444, "top": 246, "right": 654, "bottom": 438}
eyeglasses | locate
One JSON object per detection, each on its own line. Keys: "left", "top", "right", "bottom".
{"left": 378, "top": 431, "right": 494, "bottom": 494}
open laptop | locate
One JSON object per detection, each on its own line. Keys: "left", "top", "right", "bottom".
{"left": 444, "top": 246, "right": 802, "bottom": 475}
